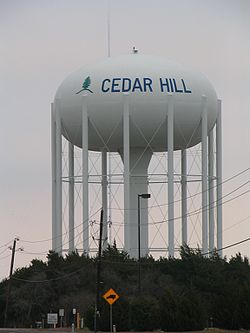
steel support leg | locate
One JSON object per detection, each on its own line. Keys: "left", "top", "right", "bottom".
{"left": 102, "top": 149, "right": 108, "bottom": 250}
{"left": 181, "top": 149, "right": 187, "bottom": 245}
{"left": 123, "top": 93, "right": 130, "bottom": 254}
{"left": 82, "top": 96, "right": 89, "bottom": 254}
{"left": 201, "top": 95, "right": 208, "bottom": 255}
{"left": 216, "top": 100, "right": 223, "bottom": 256}
{"left": 55, "top": 99, "right": 62, "bottom": 255}
{"left": 168, "top": 94, "right": 174, "bottom": 257}
{"left": 51, "top": 103, "right": 57, "bottom": 251}
{"left": 208, "top": 128, "right": 215, "bottom": 253}
{"left": 68, "top": 142, "right": 75, "bottom": 253}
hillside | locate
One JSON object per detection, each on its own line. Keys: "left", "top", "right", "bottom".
{"left": 1, "top": 244, "right": 250, "bottom": 331}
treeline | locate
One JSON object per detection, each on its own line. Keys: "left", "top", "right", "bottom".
{"left": 1, "top": 244, "right": 250, "bottom": 331}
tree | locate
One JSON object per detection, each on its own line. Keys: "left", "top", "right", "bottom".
{"left": 2, "top": 244, "right": 250, "bottom": 331}
{"left": 130, "top": 296, "right": 160, "bottom": 331}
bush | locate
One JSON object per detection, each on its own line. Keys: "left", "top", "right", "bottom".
{"left": 160, "top": 288, "right": 205, "bottom": 331}
{"left": 84, "top": 298, "right": 130, "bottom": 331}
{"left": 130, "top": 296, "right": 160, "bottom": 331}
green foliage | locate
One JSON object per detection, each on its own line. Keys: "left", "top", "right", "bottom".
{"left": 1, "top": 244, "right": 250, "bottom": 331}
{"left": 159, "top": 288, "right": 178, "bottom": 331}
{"left": 130, "top": 296, "right": 160, "bottom": 331}
{"left": 84, "top": 303, "right": 95, "bottom": 330}
{"left": 160, "top": 287, "right": 205, "bottom": 331}
{"left": 84, "top": 297, "right": 130, "bottom": 331}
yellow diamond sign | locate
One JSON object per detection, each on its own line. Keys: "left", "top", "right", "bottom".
{"left": 103, "top": 288, "right": 120, "bottom": 305}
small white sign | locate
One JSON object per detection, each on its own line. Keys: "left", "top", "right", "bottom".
{"left": 59, "top": 308, "right": 64, "bottom": 317}
{"left": 73, "top": 308, "right": 76, "bottom": 315}
{"left": 47, "top": 313, "right": 58, "bottom": 325}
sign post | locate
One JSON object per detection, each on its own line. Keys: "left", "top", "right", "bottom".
{"left": 103, "top": 288, "right": 119, "bottom": 333}
{"left": 110, "top": 304, "right": 112, "bottom": 333}
{"left": 59, "top": 308, "right": 64, "bottom": 328}
{"left": 72, "top": 308, "right": 76, "bottom": 332}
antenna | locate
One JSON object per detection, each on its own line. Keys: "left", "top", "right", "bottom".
{"left": 133, "top": 46, "right": 138, "bottom": 54}
{"left": 107, "top": 2, "right": 112, "bottom": 245}
{"left": 107, "top": 6, "right": 111, "bottom": 57}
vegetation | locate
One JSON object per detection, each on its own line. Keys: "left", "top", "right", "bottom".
{"left": 1, "top": 243, "right": 250, "bottom": 331}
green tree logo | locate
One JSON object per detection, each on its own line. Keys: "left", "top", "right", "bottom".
{"left": 76, "top": 76, "right": 93, "bottom": 94}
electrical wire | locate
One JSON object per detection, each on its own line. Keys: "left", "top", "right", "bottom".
{"left": 223, "top": 215, "right": 250, "bottom": 233}
{"left": 62, "top": 166, "right": 250, "bottom": 211}
{"left": 14, "top": 178, "right": 250, "bottom": 258}
{"left": 9, "top": 234, "right": 250, "bottom": 283}
{"left": 0, "top": 240, "right": 13, "bottom": 250}
{"left": 20, "top": 220, "right": 100, "bottom": 256}
{"left": 38, "top": 166, "right": 249, "bottom": 238}
{"left": 9, "top": 167, "right": 249, "bottom": 268}
{"left": 0, "top": 247, "right": 10, "bottom": 256}
{"left": 108, "top": 166, "right": 250, "bottom": 211}
{"left": 108, "top": 182, "right": 250, "bottom": 226}
{"left": 20, "top": 207, "right": 101, "bottom": 244}
{"left": 0, "top": 254, "right": 11, "bottom": 261}
{"left": 202, "top": 236, "right": 250, "bottom": 256}
{"left": 12, "top": 262, "right": 93, "bottom": 283}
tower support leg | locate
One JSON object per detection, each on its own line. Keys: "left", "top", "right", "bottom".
{"left": 123, "top": 93, "right": 130, "bottom": 254}
{"left": 108, "top": 153, "right": 112, "bottom": 245}
{"left": 208, "top": 127, "right": 215, "bottom": 253}
{"left": 201, "top": 96, "right": 208, "bottom": 255}
{"left": 82, "top": 96, "right": 89, "bottom": 254}
{"left": 55, "top": 99, "right": 62, "bottom": 255}
{"left": 68, "top": 142, "right": 75, "bottom": 253}
{"left": 216, "top": 100, "right": 223, "bottom": 256}
{"left": 168, "top": 94, "right": 174, "bottom": 257}
{"left": 181, "top": 149, "right": 187, "bottom": 245}
{"left": 102, "top": 149, "right": 108, "bottom": 250}
{"left": 51, "top": 103, "right": 57, "bottom": 252}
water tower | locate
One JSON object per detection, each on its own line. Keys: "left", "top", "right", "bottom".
{"left": 51, "top": 53, "right": 222, "bottom": 257}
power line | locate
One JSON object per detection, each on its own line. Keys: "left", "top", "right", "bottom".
{"left": 12, "top": 263, "right": 92, "bottom": 283}
{"left": 20, "top": 223, "right": 100, "bottom": 256}
{"left": 0, "top": 247, "right": 10, "bottom": 256}
{"left": 14, "top": 177, "right": 250, "bottom": 257}
{"left": 202, "top": 236, "right": 250, "bottom": 256}
{"left": 223, "top": 215, "right": 250, "bottom": 233}
{"left": 0, "top": 240, "right": 13, "bottom": 250}
{"left": 61, "top": 166, "right": 250, "bottom": 210}
{"left": 109, "top": 183, "right": 250, "bottom": 226}
{"left": 17, "top": 166, "right": 249, "bottom": 247}
{"left": 0, "top": 254, "right": 11, "bottom": 261}
{"left": 108, "top": 166, "right": 250, "bottom": 211}
{"left": 10, "top": 231, "right": 250, "bottom": 283}
{"left": 25, "top": 216, "right": 102, "bottom": 256}
{"left": 6, "top": 166, "right": 249, "bottom": 271}
{"left": 20, "top": 208, "right": 101, "bottom": 244}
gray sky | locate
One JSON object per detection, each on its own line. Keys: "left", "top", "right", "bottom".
{"left": 0, "top": 0, "right": 250, "bottom": 279}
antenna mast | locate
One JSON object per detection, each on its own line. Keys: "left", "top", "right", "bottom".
{"left": 107, "top": 4, "right": 112, "bottom": 245}
{"left": 107, "top": 8, "right": 111, "bottom": 57}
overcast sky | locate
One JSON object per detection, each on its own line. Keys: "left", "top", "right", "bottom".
{"left": 0, "top": 0, "right": 250, "bottom": 279}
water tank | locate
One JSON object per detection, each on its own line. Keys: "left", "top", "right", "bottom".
{"left": 55, "top": 54, "right": 218, "bottom": 151}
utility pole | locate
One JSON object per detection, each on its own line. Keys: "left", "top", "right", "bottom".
{"left": 4, "top": 237, "right": 19, "bottom": 327}
{"left": 94, "top": 209, "right": 104, "bottom": 333}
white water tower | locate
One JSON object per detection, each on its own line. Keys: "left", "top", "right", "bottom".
{"left": 51, "top": 53, "right": 222, "bottom": 257}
